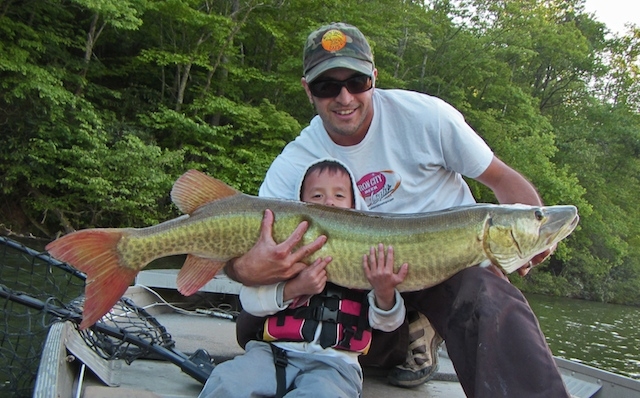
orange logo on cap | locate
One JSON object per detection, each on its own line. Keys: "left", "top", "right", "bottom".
{"left": 321, "top": 30, "right": 347, "bottom": 52}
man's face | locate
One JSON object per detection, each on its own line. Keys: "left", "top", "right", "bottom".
{"left": 302, "top": 67, "right": 378, "bottom": 146}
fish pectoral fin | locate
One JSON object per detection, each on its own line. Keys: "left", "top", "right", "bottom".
{"left": 176, "top": 255, "right": 225, "bottom": 296}
{"left": 170, "top": 169, "right": 240, "bottom": 214}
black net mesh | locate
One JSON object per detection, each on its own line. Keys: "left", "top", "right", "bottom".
{"left": 0, "top": 237, "right": 85, "bottom": 397}
{"left": 74, "top": 295, "right": 175, "bottom": 363}
{"left": 0, "top": 236, "right": 177, "bottom": 397}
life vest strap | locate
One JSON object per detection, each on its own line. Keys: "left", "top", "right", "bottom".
{"left": 270, "top": 343, "right": 289, "bottom": 398}
{"left": 263, "top": 283, "right": 372, "bottom": 352}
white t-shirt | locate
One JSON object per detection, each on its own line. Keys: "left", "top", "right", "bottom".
{"left": 260, "top": 89, "right": 494, "bottom": 213}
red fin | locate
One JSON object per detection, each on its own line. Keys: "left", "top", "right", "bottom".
{"left": 176, "top": 254, "right": 225, "bottom": 296}
{"left": 46, "top": 229, "right": 139, "bottom": 329}
{"left": 171, "top": 169, "right": 240, "bottom": 214}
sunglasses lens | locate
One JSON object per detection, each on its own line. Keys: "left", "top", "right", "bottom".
{"left": 345, "top": 76, "right": 372, "bottom": 94}
{"left": 309, "top": 76, "right": 372, "bottom": 98}
{"left": 310, "top": 81, "right": 342, "bottom": 98}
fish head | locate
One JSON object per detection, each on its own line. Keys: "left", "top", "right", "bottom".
{"left": 484, "top": 204, "right": 579, "bottom": 274}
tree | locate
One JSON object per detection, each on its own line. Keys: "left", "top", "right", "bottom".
{"left": 1, "top": 0, "right": 640, "bottom": 303}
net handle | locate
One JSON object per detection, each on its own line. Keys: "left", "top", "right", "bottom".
{"left": 0, "top": 236, "right": 213, "bottom": 384}
{"left": 0, "top": 284, "right": 212, "bottom": 383}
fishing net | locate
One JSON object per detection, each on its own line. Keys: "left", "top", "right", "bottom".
{"left": 0, "top": 237, "right": 84, "bottom": 397}
{"left": 0, "top": 236, "right": 179, "bottom": 397}
{"left": 73, "top": 295, "right": 175, "bottom": 362}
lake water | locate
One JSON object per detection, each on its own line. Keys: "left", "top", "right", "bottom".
{"left": 527, "top": 292, "right": 640, "bottom": 379}
{"left": 1, "top": 237, "right": 639, "bottom": 382}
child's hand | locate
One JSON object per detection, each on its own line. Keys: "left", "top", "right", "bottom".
{"left": 283, "top": 256, "right": 332, "bottom": 302}
{"left": 363, "top": 244, "right": 408, "bottom": 310}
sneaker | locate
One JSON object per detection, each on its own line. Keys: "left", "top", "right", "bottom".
{"left": 388, "top": 311, "right": 443, "bottom": 388}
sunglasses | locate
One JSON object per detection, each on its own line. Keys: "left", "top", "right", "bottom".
{"left": 308, "top": 75, "right": 373, "bottom": 98}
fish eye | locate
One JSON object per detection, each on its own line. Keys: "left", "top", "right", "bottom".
{"left": 534, "top": 209, "right": 544, "bottom": 221}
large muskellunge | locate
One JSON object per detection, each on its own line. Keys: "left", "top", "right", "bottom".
{"left": 46, "top": 170, "right": 579, "bottom": 329}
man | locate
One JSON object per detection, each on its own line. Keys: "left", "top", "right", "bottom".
{"left": 225, "top": 22, "right": 569, "bottom": 397}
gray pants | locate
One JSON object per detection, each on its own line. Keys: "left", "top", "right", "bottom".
{"left": 198, "top": 341, "right": 363, "bottom": 397}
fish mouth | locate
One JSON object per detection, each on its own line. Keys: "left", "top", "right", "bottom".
{"left": 540, "top": 205, "right": 579, "bottom": 244}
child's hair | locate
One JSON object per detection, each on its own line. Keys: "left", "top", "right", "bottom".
{"left": 300, "top": 160, "right": 355, "bottom": 207}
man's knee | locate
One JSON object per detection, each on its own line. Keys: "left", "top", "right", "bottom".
{"left": 358, "top": 320, "right": 409, "bottom": 368}
{"left": 456, "top": 266, "right": 525, "bottom": 303}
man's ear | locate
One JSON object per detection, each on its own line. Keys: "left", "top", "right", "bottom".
{"left": 301, "top": 77, "right": 314, "bottom": 104}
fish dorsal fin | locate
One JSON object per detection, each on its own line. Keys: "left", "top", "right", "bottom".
{"left": 171, "top": 169, "right": 240, "bottom": 214}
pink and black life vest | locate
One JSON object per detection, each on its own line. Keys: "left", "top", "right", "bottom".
{"left": 262, "top": 283, "right": 372, "bottom": 354}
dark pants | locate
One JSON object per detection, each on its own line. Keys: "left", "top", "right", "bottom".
{"left": 236, "top": 266, "right": 569, "bottom": 398}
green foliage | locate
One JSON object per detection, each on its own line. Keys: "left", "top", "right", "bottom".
{"left": 70, "top": 0, "right": 146, "bottom": 30}
{"left": 6, "top": 100, "right": 185, "bottom": 232}
{"left": 1, "top": 0, "right": 640, "bottom": 304}
{"left": 138, "top": 96, "right": 300, "bottom": 194}
{"left": 511, "top": 269, "right": 578, "bottom": 298}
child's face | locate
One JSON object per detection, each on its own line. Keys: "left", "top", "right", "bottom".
{"left": 301, "top": 169, "right": 354, "bottom": 209}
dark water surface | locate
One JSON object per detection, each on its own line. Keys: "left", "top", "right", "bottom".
{"left": 527, "top": 293, "right": 640, "bottom": 379}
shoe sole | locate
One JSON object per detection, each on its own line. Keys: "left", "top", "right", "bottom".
{"left": 387, "top": 363, "right": 439, "bottom": 388}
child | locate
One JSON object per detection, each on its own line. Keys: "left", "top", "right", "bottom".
{"left": 199, "top": 159, "right": 408, "bottom": 397}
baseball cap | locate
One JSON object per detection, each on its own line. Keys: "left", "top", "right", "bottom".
{"left": 303, "top": 22, "right": 374, "bottom": 83}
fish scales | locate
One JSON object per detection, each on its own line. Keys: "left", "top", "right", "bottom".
{"left": 268, "top": 200, "right": 493, "bottom": 291}
{"left": 115, "top": 195, "right": 567, "bottom": 293}
{"left": 46, "top": 170, "right": 579, "bottom": 329}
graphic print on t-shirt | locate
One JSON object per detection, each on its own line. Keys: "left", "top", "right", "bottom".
{"left": 356, "top": 170, "right": 401, "bottom": 209}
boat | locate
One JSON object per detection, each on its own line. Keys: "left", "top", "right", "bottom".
{"left": 30, "top": 269, "right": 640, "bottom": 398}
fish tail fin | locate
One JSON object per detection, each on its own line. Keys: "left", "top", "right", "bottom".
{"left": 46, "top": 229, "right": 139, "bottom": 329}
{"left": 177, "top": 255, "right": 225, "bottom": 296}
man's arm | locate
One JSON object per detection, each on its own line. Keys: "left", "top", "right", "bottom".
{"left": 475, "top": 156, "right": 552, "bottom": 275}
{"left": 224, "top": 209, "right": 327, "bottom": 286}
{"left": 474, "top": 156, "right": 543, "bottom": 206}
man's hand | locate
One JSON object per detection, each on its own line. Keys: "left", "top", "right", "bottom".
{"left": 363, "top": 244, "right": 408, "bottom": 311}
{"left": 517, "top": 244, "right": 556, "bottom": 276}
{"left": 486, "top": 263, "right": 510, "bottom": 282}
{"left": 225, "top": 209, "right": 327, "bottom": 286}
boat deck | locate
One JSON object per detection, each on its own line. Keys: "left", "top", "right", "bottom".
{"left": 87, "top": 313, "right": 464, "bottom": 398}
{"left": 93, "top": 270, "right": 464, "bottom": 398}
{"left": 33, "top": 270, "right": 640, "bottom": 398}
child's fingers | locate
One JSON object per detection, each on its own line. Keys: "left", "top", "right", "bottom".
{"left": 311, "top": 256, "right": 332, "bottom": 269}
{"left": 385, "top": 245, "right": 395, "bottom": 270}
{"left": 395, "top": 262, "right": 409, "bottom": 282}
{"left": 363, "top": 246, "right": 377, "bottom": 277}
{"left": 377, "top": 243, "right": 385, "bottom": 268}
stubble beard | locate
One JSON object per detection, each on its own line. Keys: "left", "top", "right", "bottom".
{"left": 314, "top": 102, "right": 368, "bottom": 144}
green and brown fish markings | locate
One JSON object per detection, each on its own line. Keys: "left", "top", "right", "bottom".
{"left": 46, "top": 170, "right": 579, "bottom": 329}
